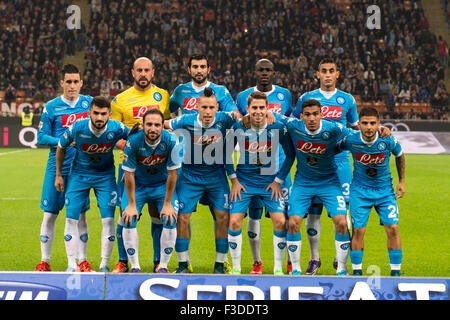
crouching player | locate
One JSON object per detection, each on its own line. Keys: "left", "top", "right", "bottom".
{"left": 121, "top": 108, "right": 181, "bottom": 273}
{"left": 226, "top": 91, "right": 295, "bottom": 275}
{"left": 55, "top": 96, "right": 130, "bottom": 272}
{"left": 339, "top": 107, "right": 405, "bottom": 276}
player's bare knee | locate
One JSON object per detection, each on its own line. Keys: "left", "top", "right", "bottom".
{"left": 385, "top": 224, "right": 399, "bottom": 238}
{"left": 287, "top": 216, "right": 301, "bottom": 233}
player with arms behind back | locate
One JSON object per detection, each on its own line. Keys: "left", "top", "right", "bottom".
{"left": 111, "top": 57, "right": 171, "bottom": 273}
{"left": 235, "top": 59, "right": 294, "bottom": 274}
{"left": 55, "top": 96, "right": 129, "bottom": 272}
{"left": 226, "top": 91, "right": 295, "bottom": 275}
{"left": 292, "top": 57, "right": 359, "bottom": 275}
{"left": 36, "top": 64, "right": 92, "bottom": 272}
{"left": 339, "top": 107, "right": 405, "bottom": 276}
{"left": 166, "top": 87, "right": 237, "bottom": 274}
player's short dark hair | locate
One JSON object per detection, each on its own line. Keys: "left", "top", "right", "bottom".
{"left": 198, "top": 87, "right": 217, "bottom": 103}
{"left": 318, "top": 57, "right": 338, "bottom": 70}
{"left": 188, "top": 54, "right": 209, "bottom": 68}
{"left": 61, "top": 64, "right": 80, "bottom": 79}
{"left": 143, "top": 108, "right": 164, "bottom": 124}
{"left": 359, "top": 107, "right": 380, "bottom": 120}
{"left": 302, "top": 99, "right": 321, "bottom": 112}
{"left": 90, "top": 96, "right": 111, "bottom": 110}
{"left": 248, "top": 91, "right": 268, "bottom": 106}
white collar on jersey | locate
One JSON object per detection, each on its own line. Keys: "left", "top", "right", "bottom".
{"left": 191, "top": 81, "right": 211, "bottom": 93}
{"left": 360, "top": 131, "right": 379, "bottom": 147}
{"left": 251, "top": 122, "right": 268, "bottom": 133}
{"left": 88, "top": 120, "right": 108, "bottom": 137}
{"left": 145, "top": 136, "right": 161, "bottom": 148}
{"left": 196, "top": 114, "right": 215, "bottom": 128}
{"left": 305, "top": 120, "right": 323, "bottom": 136}
{"left": 319, "top": 88, "right": 337, "bottom": 99}
{"left": 61, "top": 95, "right": 80, "bottom": 108}
{"left": 253, "top": 85, "right": 276, "bottom": 96}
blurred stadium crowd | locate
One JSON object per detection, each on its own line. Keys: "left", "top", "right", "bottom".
{"left": 0, "top": 0, "right": 448, "bottom": 119}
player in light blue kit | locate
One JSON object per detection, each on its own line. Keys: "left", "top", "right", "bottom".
{"left": 169, "top": 54, "right": 240, "bottom": 273}
{"left": 277, "top": 99, "right": 352, "bottom": 276}
{"left": 235, "top": 59, "right": 294, "bottom": 274}
{"left": 169, "top": 54, "right": 238, "bottom": 116}
{"left": 55, "top": 96, "right": 130, "bottom": 272}
{"left": 292, "top": 57, "right": 359, "bottom": 275}
{"left": 35, "top": 64, "right": 93, "bottom": 272}
{"left": 166, "top": 87, "right": 237, "bottom": 274}
{"left": 226, "top": 91, "right": 295, "bottom": 275}
{"left": 120, "top": 108, "right": 181, "bottom": 273}
{"left": 339, "top": 107, "right": 405, "bottom": 276}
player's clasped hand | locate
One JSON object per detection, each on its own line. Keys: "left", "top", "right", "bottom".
{"left": 396, "top": 181, "right": 405, "bottom": 199}
{"left": 123, "top": 206, "right": 139, "bottom": 227}
{"left": 54, "top": 175, "right": 64, "bottom": 192}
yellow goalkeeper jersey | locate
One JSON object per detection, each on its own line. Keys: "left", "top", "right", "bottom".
{"left": 111, "top": 84, "right": 171, "bottom": 128}
{"left": 111, "top": 84, "right": 170, "bottom": 161}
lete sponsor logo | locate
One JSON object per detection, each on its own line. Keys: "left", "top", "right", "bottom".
{"left": 138, "top": 154, "right": 167, "bottom": 166}
{"left": 183, "top": 98, "right": 198, "bottom": 111}
{"left": 321, "top": 106, "right": 342, "bottom": 119}
{"left": 0, "top": 281, "right": 67, "bottom": 300}
{"left": 267, "top": 103, "right": 281, "bottom": 114}
{"left": 61, "top": 112, "right": 88, "bottom": 128}
{"left": 82, "top": 142, "right": 113, "bottom": 154}
{"left": 355, "top": 152, "right": 385, "bottom": 165}
{"left": 244, "top": 141, "right": 272, "bottom": 153}
{"left": 193, "top": 133, "right": 222, "bottom": 145}
{"left": 296, "top": 140, "right": 327, "bottom": 155}
{"left": 133, "top": 105, "right": 160, "bottom": 119}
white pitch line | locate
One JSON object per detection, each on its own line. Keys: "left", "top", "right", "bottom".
{"left": 0, "top": 149, "right": 31, "bottom": 156}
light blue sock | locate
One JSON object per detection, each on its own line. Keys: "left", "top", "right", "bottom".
{"left": 151, "top": 219, "right": 163, "bottom": 262}
{"left": 116, "top": 222, "right": 128, "bottom": 262}
{"left": 350, "top": 250, "right": 364, "bottom": 270}
{"left": 388, "top": 249, "right": 402, "bottom": 270}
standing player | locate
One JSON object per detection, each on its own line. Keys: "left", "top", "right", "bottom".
{"left": 169, "top": 54, "right": 240, "bottom": 272}
{"left": 292, "top": 57, "right": 359, "bottom": 275}
{"left": 235, "top": 58, "right": 294, "bottom": 274}
{"left": 277, "top": 99, "right": 352, "bottom": 276}
{"left": 35, "top": 64, "right": 92, "bottom": 272}
{"left": 111, "top": 57, "right": 171, "bottom": 273}
{"left": 55, "top": 96, "right": 129, "bottom": 272}
{"left": 226, "top": 91, "right": 295, "bottom": 275}
{"left": 120, "top": 109, "right": 181, "bottom": 273}
{"left": 165, "top": 87, "right": 236, "bottom": 274}
{"left": 169, "top": 54, "right": 238, "bottom": 116}
{"left": 339, "top": 107, "right": 405, "bottom": 276}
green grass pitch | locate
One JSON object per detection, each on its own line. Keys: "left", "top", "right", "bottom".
{"left": 0, "top": 148, "right": 449, "bottom": 276}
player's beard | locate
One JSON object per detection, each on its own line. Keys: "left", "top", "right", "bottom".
{"left": 91, "top": 119, "right": 107, "bottom": 131}
{"left": 145, "top": 131, "right": 161, "bottom": 145}
{"left": 191, "top": 73, "right": 208, "bottom": 85}
{"left": 135, "top": 76, "right": 151, "bottom": 90}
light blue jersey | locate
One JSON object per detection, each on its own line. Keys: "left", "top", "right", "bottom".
{"left": 280, "top": 118, "right": 352, "bottom": 186}
{"left": 236, "top": 85, "right": 293, "bottom": 117}
{"left": 168, "top": 111, "right": 235, "bottom": 178}
{"left": 339, "top": 132, "right": 403, "bottom": 188}
{"left": 38, "top": 94, "right": 92, "bottom": 175}
{"left": 59, "top": 118, "right": 129, "bottom": 176}
{"left": 293, "top": 89, "right": 358, "bottom": 163}
{"left": 122, "top": 129, "right": 182, "bottom": 187}
{"left": 169, "top": 81, "right": 237, "bottom": 114}
{"left": 225, "top": 120, "right": 293, "bottom": 191}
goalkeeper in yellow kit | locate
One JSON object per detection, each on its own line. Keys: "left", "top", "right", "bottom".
{"left": 111, "top": 57, "right": 172, "bottom": 273}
